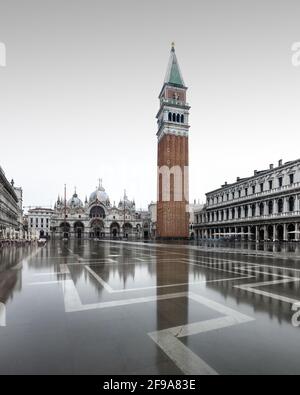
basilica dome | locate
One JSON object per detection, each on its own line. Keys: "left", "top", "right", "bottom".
{"left": 89, "top": 181, "right": 109, "bottom": 204}
{"left": 68, "top": 192, "right": 83, "bottom": 209}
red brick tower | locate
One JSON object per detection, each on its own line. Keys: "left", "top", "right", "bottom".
{"left": 156, "top": 43, "right": 190, "bottom": 239}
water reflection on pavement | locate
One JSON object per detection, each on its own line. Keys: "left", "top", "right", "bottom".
{"left": 0, "top": 239, "right": 300, "bottom": 374}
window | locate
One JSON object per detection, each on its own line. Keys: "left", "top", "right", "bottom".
{"left": 226, "top": 193, "right": 229, "bottom": 201}
{"left": 176, "top": 113, "right": 180, "bottom": 122}
{"left": 252, "top": 185, "right": 255, "bottom": 194}
{"left": 181, "top": 114, "right": 184, "bottom": 123}
{"left": 289, "top": 174, "right": 294, "bottom": 185}
{"left": 245, "top": 188, "right": 248, "bottom": 196}
{"left": 168, "top": 112, "right": 172, "bottom": 121}
{"left": 269, "top": 180, "right": 273, "bottom": 190}
{"left": 232, "top": 192, "right": 235, "bottom": 199}
{"left": 278, "top": 198, "right": 283, "bottom": 213}
{"left": 251, "top": 204, "right": 256, "bottom": 217}
{"left": 238, "top": 190, "right": 241, "bottom": 198}
{"left": 172, "top": 113, "right": 176, "bottom": 122}
{"left": 289, "top": 196, "right": 295, "bottom": 212}
{"left": 260, "top": 183, "right": 264, "bottom": 192}
{"left": 259, "top": 202, "right": 264, "bottom": 216}
{"left": 268, "top": 200, "right": 273, "bottom": 214}
{"left": 278, "top": 177, "right": 283, "bottom": 187}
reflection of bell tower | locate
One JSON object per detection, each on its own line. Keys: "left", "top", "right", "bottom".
{"left": 156, "top": 43, "right": 190, "bottom": 239}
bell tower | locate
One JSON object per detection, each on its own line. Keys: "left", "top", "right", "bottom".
{"left": 156, "top": 43, "right": 190, "bottom": 239}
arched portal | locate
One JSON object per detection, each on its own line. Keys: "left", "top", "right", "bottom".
{"left": 60, "top": 222, "right": 70, "bottom": 239}
{"left": 110, "top": 222, "right": 120, "bottom": 238}
{"left": 277, "top": 224, "right": 284, "bottom": 241}
{"left": 287, "top": 223, "right": 296, "bottom": 240}
{"left": 74, "top": 221, "right": 84, "bottom": 239}
{"left": 259, "top": 227, "right": 265, "bottom": 241}
{"left": 90, "top": 219, "right": 105, "bottom": 239}
{"left": 122, "top": 223, "right": 133, "bottom": 238}
{"left": 267, "top": 225, "right": 273, "bottom": 241}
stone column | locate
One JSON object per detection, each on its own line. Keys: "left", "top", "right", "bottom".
{"left": 283, "top": 223, "right": 288, "bottom": 241}
{"left": 273, "top": 224, "right": 277, "bottom": 242}
{"left": 264, "top": 225, "right": 268, "bottom": 241}
{"left": 273, "top": 199, "right": 277, "bottom": 215}
{"left": 255, "top": 225, "right": 259, "bottom": 242}
{"left": 295, "top": 223, "right": 300, "bottom": 241}
{"left": 255, "top": 203, "right": 260, "bottom": 216}
{"left": 248, "top": 225, "right": 252, "bottom": 241}
{"left": 248, "top": 204, "right": 252, "bottom": 218}
{"left": 283, "top": 197, "right": 288, "bottom": 213}
{"left": 295, "top": 195, "right": 299, "bottom": 213}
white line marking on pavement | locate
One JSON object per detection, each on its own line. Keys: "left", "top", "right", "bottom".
{"left": 234, "top": 278, "right": 300, "bottom": 305}
{"left": 0, "top": 303, "right": 6, "bottom": 327}
{"left": 149, "top": 330, "right": 218, "bottom": 375}
{"left": 148, "top": 291, "right": 254, "bottom": 375}
{"left": 29, "top": 280, "right": 66, "bottom": 285}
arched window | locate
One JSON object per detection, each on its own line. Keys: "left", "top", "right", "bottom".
{"left": 231, "top": 208, "right": 235, "bottom": 219}
{"left": 259, "top": 202, "right": 264, "bottom": 216}
{"left": 251, "top": 204, "right": 256, "bottom": 217}
{"left": 244, "top": 205, "right": 248, "bottom": 217}
{"left": 289, "top": 196, "right": 295, "bottom": 212}
{"left": 168, "top": 112, "right": 172, "bottom": 121}
{"left": 172, "top": 113, "right": 176, "bottom": 122}
{"left": 226, "top": 209, "right": 229, "bottom": 220}
{"left": 181, "top": 114, "right": 184, "bottom": 123}
{"left": 268, "top": 200, "right": 273, "bottom": 215}
{"left": 278, "top": 198, "right": 283, "bottom": 213}
{"left": 176, "top": 113, "right": 180, "bottom": 122}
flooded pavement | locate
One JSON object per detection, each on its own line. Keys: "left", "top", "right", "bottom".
{"left": 0, "top": 239, "right": 300, "bottom": 375}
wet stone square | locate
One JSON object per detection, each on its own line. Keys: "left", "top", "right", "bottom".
{"left": 1, "top": 239, "right": 300, "bottom": 375}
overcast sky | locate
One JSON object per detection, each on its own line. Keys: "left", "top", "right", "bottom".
{"left": 1, "top": 0, "right": 300, "bottom": 210}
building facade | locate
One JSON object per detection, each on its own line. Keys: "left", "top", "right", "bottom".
{"left": 193, "top": 159, "right": 300, "bottom": 242}
{"left": 27, "top": 207, "right": 54, "bottom": 239}
{"left": 50, "top": 181, "right": 150, "bottom": 239}
{"left": 156, "top": 44, "right": 190, "bottom": 238}
{"left": 0, "top": 167, "right": 23, "bottom": 238}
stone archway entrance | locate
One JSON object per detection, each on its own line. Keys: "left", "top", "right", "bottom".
{"left": 122, "top": 223, "right": 133, "bottom": 238}
{"left": 277, "top": 225, "right": 284, "bottom": 241}
{"left": 110, "top": 222, "right": 120, "bottom": 238}
{"left": 259, "top": 227, "right": 265, "bottom": 241}
{"left": 60, "top": 222, "right": 71, "bottom": 239}
{"left": 74, "top": 221, "right": 84, "bottom": 239}
{"left": 90, "top": 219, "right": 105, "bottom": 238}
{"left": 287, "top": 223, "right": 296, "bottom": 241}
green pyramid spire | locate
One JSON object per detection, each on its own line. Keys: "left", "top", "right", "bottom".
{"left": 164, "top": 42, "right": 185, "bottom": 87}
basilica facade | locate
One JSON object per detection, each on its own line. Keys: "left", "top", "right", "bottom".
{"left": 50, "top": 181, "right": 150, "bottom": 239}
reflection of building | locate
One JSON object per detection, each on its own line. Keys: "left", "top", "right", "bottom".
{"left": 27, "top": 207, "right": 54, "bottom": 238}
{"left": 193, "top": 159, "right": 300, "bottom": 241}
{"left": 50, "top": 181, "right": 150, "bottom": 239}
{"left": 156, "top": 44, "right": 190, "bottom": 239}
{"left": 0, "top": 166, "right": 23, "bottom": 237}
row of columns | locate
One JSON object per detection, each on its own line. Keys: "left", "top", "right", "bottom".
{"left": 202, "top": 195, "right": 299, "bottom": 224}
{"left": 196, "top": 223, "right": 300, "bottom": 242}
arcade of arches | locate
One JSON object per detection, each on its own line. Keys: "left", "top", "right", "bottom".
{"left": 195, "top": 222, "right": 299, "bottom": 242}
